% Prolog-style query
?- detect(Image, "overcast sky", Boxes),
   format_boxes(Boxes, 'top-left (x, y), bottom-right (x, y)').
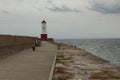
top-left (0, 0), bottom-right (120, 39)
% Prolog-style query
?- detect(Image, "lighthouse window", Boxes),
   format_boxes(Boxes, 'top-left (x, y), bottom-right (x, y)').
top-left (43, 27), bottom-right (45, 29)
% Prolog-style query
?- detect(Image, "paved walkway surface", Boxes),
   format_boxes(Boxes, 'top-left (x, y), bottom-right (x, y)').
top-left (0, 41), bottom-right (57, 80)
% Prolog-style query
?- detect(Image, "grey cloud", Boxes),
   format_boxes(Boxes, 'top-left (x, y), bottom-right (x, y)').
top-left (47, 0), bottom-right (52, 3)
top-left (2, 9), bottom-right (10, 14)
top-left (89, 0), bottom-right (120, 14)
top-left (47, 5), bottom-right (80, 13)
top-left (46, 1), bottom-right (80, 13)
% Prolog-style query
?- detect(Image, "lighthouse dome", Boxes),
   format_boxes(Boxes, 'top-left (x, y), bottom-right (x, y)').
top-left (41, 20), bottom-right (46, 23)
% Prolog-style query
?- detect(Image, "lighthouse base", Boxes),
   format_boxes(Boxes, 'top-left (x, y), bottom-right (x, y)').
top-left (41, 34), bottom-right (47, 41)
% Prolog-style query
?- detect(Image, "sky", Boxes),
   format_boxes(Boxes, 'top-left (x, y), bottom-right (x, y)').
top-left (0, 0), bottom-right (120, 39)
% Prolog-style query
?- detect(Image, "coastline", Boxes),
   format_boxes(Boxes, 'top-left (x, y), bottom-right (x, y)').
top-left (52, 42), bottom-right (120, 80)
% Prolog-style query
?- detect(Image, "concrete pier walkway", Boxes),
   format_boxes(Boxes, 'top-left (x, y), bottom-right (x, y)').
top-left (0, 41), bottom-right (57, 80)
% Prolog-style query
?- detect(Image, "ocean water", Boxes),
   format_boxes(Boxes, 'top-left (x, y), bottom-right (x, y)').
top-left (55, 39), bottom-right (120, 66)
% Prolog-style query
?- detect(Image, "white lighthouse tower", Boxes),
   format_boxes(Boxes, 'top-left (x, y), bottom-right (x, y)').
top-left (41, 20), bottom-right (47, 40)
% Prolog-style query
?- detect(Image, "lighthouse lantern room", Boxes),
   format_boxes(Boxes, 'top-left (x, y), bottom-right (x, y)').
top-left (41, 20), bottom-right (48, 40)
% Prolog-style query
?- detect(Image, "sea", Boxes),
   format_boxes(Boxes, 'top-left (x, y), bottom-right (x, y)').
top-left (55, 39), bottom-right (120, 66)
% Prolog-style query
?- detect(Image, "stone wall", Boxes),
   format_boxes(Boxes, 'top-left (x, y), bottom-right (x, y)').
top-left (0, 35), bottom-right (39, 57)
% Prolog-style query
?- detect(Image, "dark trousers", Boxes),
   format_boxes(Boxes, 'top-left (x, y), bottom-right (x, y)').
top-left (32, 47), bottom-right (35, 51)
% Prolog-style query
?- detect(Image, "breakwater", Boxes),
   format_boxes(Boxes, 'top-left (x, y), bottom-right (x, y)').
top-left (0, 35), bottom-right (40, 57)
top-left (52, 42), bottom-right (120, 80)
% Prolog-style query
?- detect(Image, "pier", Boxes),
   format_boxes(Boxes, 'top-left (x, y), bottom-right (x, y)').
top-left (0, 40), bottom-right (120, 80)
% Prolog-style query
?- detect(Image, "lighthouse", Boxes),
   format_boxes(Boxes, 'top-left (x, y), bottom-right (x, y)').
top-left (41, 20), bottom-right (48, 40)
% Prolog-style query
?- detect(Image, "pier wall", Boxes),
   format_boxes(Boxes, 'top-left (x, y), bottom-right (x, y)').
top-left (0, 35), bottom-right (39, 57)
